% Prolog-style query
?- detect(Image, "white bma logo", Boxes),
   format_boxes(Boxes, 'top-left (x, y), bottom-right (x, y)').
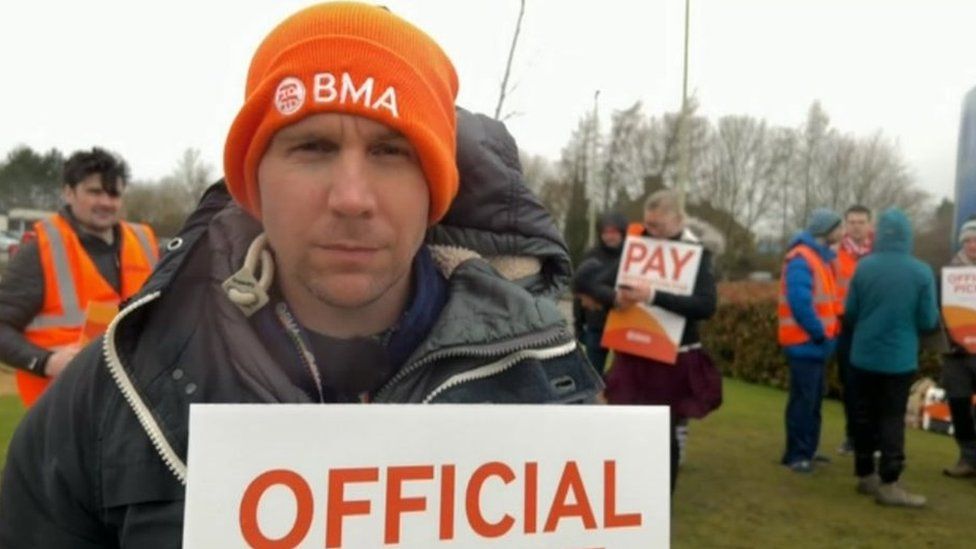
top-left (275, 77), bottom-right (306, 116)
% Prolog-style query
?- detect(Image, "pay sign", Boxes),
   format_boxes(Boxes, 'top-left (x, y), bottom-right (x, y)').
top-left (183, 405), bottom-right (669, 548)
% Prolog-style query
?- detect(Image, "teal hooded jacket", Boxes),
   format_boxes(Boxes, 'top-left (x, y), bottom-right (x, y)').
top-left (845, 209), bottom-right (939, 374)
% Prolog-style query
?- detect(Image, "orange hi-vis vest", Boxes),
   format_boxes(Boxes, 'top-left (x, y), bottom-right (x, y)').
top-left (17, 214), bottom-right (159, 406)
top-left (832, 246), bottom-right (858, 314)
top-left (627, 223), bottom-right (644, 236)
top-left (778, 244), bottom-right (842, 346)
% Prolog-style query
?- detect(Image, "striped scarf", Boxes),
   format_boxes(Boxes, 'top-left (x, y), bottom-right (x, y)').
top-left (840, 234), bottom-right (872, 258)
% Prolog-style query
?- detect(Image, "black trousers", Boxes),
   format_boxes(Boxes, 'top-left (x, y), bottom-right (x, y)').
top-left (943, 355), bottom-right (976, 444)
top-left (836, 327), bottom-right (855, 441)
top-left (850, 367), bottom-right (914, 483)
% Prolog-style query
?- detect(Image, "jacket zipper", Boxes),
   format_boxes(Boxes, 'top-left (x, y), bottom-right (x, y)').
top-left (274, 302), bottom-right (326, 403)
top-left (419, 339), bottom-right (578, 403)
top-left (101, 291), bottom-right (189, 485)
top-left (373, 327), bottom-right (574, 403)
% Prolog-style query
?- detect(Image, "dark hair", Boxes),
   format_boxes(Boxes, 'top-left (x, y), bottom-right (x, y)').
top-left (63, 147), bottom-right (130, 196)
top-left (845, 204), bottom-right (872, 219)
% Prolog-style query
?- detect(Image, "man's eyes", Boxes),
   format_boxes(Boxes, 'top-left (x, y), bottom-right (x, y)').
top-left (370, 142), bottom-right (413, 158)
top-left (291, 140), bottom-right (338, 154)
top-left (287, 141), bottom-right (411, 158)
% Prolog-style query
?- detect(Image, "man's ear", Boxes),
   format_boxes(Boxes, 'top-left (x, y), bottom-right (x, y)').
top-left (61, 184), bottom-right (73, 203)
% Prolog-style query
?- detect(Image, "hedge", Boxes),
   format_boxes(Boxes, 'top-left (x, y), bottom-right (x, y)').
top-left (702, 282), bottom-right (942, 396)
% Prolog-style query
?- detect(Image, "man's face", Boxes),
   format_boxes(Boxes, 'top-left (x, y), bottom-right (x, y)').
top-left (845, 212), bottom-right (872, 241)
top-left (63, 175), bottom-right (124, 233)
top-left (600, 226), bottom-right (623, 249)
top-left (643, 207), bottom-right (683, 239)
top-left (964, 237), bottom-right (976, 261)
top-left (258, 113), bottom-right (429, 311)
top-left (826, 225), bottom-right (844, 245)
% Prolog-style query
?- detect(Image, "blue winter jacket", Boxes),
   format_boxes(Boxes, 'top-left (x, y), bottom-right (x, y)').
top-left (846, 209), bottom-right (939, 374)
top-left (782, 231), bottom-right (838, 362)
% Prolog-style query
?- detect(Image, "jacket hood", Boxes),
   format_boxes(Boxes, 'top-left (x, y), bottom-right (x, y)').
top-left (596, 211), bottom-right (628, 235)
top-left (873, 208), bottom-right (913, 254)
top-left (427, 107), bottom-right (572, 299)
top-left (595, 211), bottom-right (628, 255)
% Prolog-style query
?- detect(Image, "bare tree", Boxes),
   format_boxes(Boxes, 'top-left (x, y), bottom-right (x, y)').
top-left (168, 148), bottom-right (212, 202)
top-left (518, 149), bottom-right (553, 194)
top-left (700, 116), bottom-right (782, 235)
top-left (602, 102), bottom-right (645, 211)
top-left (494, 0), bottom-right (526, 121)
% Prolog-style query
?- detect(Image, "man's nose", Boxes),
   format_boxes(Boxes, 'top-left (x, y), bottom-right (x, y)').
top-left (326, 151), bottom-right (377, 217)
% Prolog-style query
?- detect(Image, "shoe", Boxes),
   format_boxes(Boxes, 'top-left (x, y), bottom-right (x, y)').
top-left (875, 483), bottom-right (926, 508)
top-left (855, 474), bottom-right (880, 496)
top-left (942, 459), bottom-right (976, 478)
top-left (837, 440), bottom-right (853, 456)
top-left (787, 460), bottom-right (813, 473)
top-left (813, 454), bottom-right (831, 464)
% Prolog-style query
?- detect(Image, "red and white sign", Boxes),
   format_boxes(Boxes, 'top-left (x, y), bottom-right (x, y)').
top-left (602, 236), bottom-right (703, 364)
top-left (183, 405), bottom-right (669, 548)
top-left (942, 266), bottom-right (976, 352)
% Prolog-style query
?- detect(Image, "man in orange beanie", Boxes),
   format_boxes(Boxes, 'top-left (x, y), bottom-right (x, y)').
top-left (0, 3), bottom-right (598, 546)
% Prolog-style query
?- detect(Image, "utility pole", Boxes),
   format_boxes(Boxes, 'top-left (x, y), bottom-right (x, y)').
top-left (678, 0), bottom-right (691, 209)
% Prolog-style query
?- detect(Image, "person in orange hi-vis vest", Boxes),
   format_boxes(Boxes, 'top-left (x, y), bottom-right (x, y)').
top-left (832, 205), bottom-right (874, 456)
top-left (0, 147), bottom-right (158, 406)
top-left (779, 208), bottom-right (844, 473)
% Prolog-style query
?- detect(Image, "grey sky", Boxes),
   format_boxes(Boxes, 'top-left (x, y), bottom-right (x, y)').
top-left (2, 0), bottom-right (974, 201)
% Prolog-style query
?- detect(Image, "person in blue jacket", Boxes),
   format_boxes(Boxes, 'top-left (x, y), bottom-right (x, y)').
top-left (845, 208), bottom-right (939, 507)
top-left (779, 208), bottom-right (843, 473)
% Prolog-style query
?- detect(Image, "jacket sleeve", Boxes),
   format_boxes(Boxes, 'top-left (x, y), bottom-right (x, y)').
top-left (917, 266), bottom-right (940, 333)
top-left (573, 257), bottom-right (617, 308)
top-left (0, 241), bottom-right (52, 373)
top-left (785, 255), bottom-right (826, 341)
top-left (651, 250), bottom-right (717, 321)
top-left (0, 344), bottom-right (109, 548)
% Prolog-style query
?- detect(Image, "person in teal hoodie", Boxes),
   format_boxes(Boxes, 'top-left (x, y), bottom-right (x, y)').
top-left (845, 208), bottom-right (939, 508)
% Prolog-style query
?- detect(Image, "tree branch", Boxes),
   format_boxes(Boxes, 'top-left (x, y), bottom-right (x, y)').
top-left (494, 0), bottom-right (526, 120)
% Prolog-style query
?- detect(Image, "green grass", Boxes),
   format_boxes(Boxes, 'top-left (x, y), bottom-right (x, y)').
top-left (0, 396), bottom-right (24, 469)
top-left (0, 380), bottom-right (970, 547)
top-left (674, 378), bottom-right (972, 548)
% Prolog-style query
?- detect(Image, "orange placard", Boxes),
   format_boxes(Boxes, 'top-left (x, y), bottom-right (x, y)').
top-left (601, 303), bottom-right (680, 365)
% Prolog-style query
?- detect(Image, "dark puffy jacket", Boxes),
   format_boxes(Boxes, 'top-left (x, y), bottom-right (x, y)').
top-left (572, 212), bottom-right (629, 334)
top-left (0, 110), bottom-right (601, 548)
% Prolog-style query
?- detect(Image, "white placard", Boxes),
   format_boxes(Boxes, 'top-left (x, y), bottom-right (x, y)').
top-left (603, 236), bottom-right (703, 364)
top-left (183, 404), bottom-right (670, 548)
top-left (942, 266), bottom-right (976, 352)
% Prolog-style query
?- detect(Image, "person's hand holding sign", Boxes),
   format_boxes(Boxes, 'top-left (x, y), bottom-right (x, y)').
top-left (578, 293), bottom-right (604, 312)
top-left (615, 280), bottom-right (655, 309)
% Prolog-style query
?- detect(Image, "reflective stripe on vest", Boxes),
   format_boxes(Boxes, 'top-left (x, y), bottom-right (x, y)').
top-left (25, 218), bottom-right (85, 330)
top-left (128, 223), bottom-right (158, 269)
top-left (833, 247), bottom-right (857, 313)
top-left (778, 245), bottom-right (840, 346)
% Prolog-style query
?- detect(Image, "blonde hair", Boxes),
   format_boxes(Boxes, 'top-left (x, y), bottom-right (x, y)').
top-left (643, 189), bottom-right (686, 218)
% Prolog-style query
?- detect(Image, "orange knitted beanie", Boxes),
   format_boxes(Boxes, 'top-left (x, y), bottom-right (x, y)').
top-left (224, 2), bottom-right (459, 222)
